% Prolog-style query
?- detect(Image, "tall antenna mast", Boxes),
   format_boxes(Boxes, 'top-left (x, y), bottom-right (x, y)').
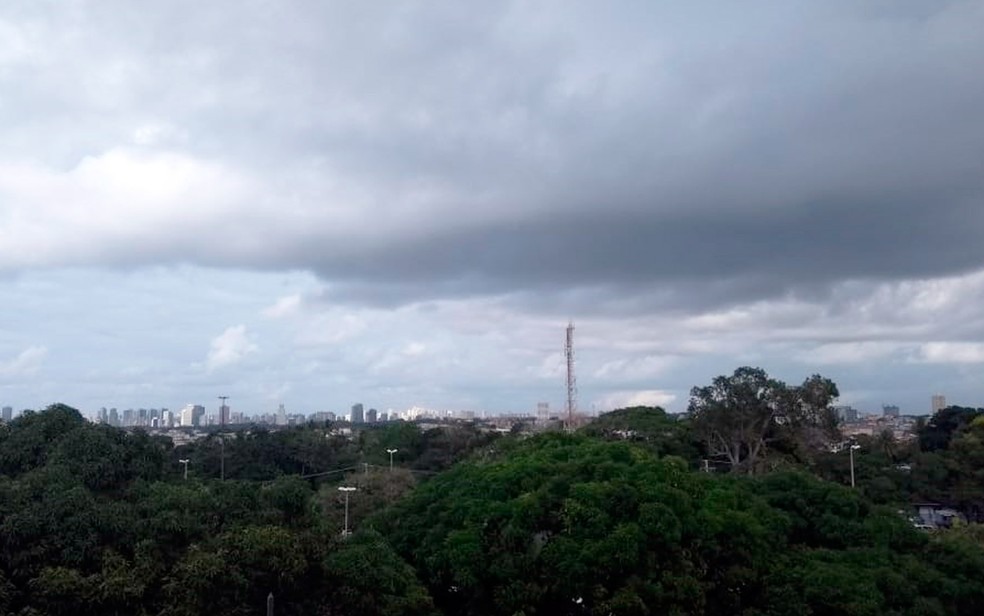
top-left (565, 321), bottom-right (577, 431)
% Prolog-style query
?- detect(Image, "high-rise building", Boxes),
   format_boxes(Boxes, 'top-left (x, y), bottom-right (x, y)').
top-left (536, 402), bottom-right (550, 424)
top-left (882, 404), bottom-right (900, 418)
top-left (180, 404), bottom-right (205, 427)
top-left (219, 403), bottom-right (230, 426)
top-left (1, 406), bottom-right (12, 422)
top-left (833, 405), bottom-right (858, 423)
top-left (109, 408), bottom-right (119, 427)
top-left (350, 403), bottom-right (364, 423)
top-left (932, 394), bottom-right (947, 414)
top-left (276, 404), bottom-right (288, 426)
top-left (366, 408), bottom-right (378, 423)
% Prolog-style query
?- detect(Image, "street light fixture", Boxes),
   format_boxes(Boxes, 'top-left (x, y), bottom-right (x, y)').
top-left (849, 443), bottom-right (861, 488)
top-left (386, 448), bottom-right (398, 472)
top-left (338, 486), bottom-right (357, 536)
top-left (179, 458), bottom-right (190, 480)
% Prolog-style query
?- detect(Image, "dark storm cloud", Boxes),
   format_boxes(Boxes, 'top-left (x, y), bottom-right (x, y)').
top-left (2, 0), bottom-right (983, 315)
top-left (313, 184), bottom-right (984, 311)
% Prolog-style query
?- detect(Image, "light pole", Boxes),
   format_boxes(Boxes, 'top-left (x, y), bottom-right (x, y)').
top-left (338, 486), bottom-right (357, 536)
top-left (179, 458), bottom-right (190, 480)
top-left (386, 448), bottom-right (398, 472)
top-left (219, 436), bottom-right (225, 481)
top-left (849, 443), bottom-right (861, 488)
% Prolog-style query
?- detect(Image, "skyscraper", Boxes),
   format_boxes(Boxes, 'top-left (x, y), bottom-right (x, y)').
top-left (276, 403), bottom-right (287, 426)
top-left (350, 403), bottom-right (364, 423)
top-left (1, 406), bottom-right (12, 422)
top-left (932, 394), bottom-right (947, 414)
top-left (366, 408), bottom-right (378, 422)
top-left (180, 404), bottom-right (205, 427)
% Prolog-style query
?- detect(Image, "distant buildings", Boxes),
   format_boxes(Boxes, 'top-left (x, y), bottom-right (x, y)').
top-left (351, 403), bottom-right (364, 423)
top-left (833, 405), bottom-right (859, 423)
top-left (932, 394), bottom-right (947, 414)
top-left (276, 403), bottom-right (288, 426)
top-left (882, 404), bottom-right (900, 418)
top-left (180, 404), bottom-right (205, 427)
top-left (1, 406), bottom-right (12, 422)
top-left (366, 407), bottom-right (378, 423)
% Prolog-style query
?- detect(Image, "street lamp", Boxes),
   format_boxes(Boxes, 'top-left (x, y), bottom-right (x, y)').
top-left (386, 448), bottom-right (398, 472)
top-left (179, 458), bottom-right (190, 480)
top-left (338, 486), bottom-right (357, 536)
top-left (849, 443), bottom-right (861, 488)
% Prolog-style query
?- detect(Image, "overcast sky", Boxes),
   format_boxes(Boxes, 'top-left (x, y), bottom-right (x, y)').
top-left (2, 1), bottom-right (983, 418)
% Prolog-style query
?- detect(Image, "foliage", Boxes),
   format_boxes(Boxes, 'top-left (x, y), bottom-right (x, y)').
top-left (0, 405), bottom-right (434, 615)
top-left (6, 401), bottom-right (984, 615)
top-left (378, 433), bottom-right (982, 616)
top-left (579, 406), bottom-right (702, 463)
top-left (688, 367), bottom-right (840, 474)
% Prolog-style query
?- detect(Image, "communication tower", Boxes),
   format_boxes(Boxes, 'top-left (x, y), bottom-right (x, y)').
top-left (565, 321), bottom-right (577, 431)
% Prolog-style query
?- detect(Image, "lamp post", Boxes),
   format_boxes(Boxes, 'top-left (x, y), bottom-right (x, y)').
top-left (338, 486), bottom-right (357, 536)
top-left (219, 436), bottom-right (225, 481)
top-left (849, 443), bottom-right (861, 488)
top-left (386, 448), bottom-right (398, 472)
top-left (179, 458), bottom-right (190, 480)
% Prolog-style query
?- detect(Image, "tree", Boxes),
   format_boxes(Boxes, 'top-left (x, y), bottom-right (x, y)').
top-left (688, 367), bottom-right (839, 475)
top-left (918, 406), bottom-right (983, 452)
top-left (580, 406), bottom-right (702, 463)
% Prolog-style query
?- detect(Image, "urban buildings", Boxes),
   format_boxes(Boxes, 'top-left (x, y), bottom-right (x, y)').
top-left (833, 405), bottom-right (859, 423)
top-left (2, 406), bottom-right (13, 422)
top-left (351, 403), bottom-right (364, 423)
top-left (932, 394), bottom-right (947, 414)
top-left (180, 404), bottom-right (205, 427)
top-left (883, 404), bottom-right (900, 418)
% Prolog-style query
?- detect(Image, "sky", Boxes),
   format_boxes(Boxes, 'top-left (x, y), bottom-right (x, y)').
top-left (1, 1), bottom-right (984, 418)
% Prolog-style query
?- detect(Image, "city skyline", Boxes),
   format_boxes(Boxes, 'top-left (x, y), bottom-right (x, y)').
top-left (2, 2), bottom-right (984, 415)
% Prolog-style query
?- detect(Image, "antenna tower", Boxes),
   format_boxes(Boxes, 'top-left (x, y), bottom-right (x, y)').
top-left (565, 321), bottom-right (577, 431)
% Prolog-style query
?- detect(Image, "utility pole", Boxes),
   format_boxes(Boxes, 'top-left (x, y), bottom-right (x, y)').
top-left (387, 448), bottom-right (398, 472)
top-left (219, 436), bottom-right (225, 480)
top-left (338, 486), bottom-right (357, 535)
top-left (849, 442), bottom-right (861, 488)
top-left (266, 592), bottom-right (274, 616)
top-left (179, 458), bottom-right (190, 480)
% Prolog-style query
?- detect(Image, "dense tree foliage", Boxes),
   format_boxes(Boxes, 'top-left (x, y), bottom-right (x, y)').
top-left (379, 433), bottom-right (984, 615)
top-left (0, 406), bottom-right (439, 615)
top-left (5, 401), bottom-right (984, 615)
top-left (688, 368), bottom-right (840, 474)
top-left (578, 406), bottom-right (702, 463)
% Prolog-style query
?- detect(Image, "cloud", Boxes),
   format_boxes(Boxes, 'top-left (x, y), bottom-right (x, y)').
top-left (916, 342), bottom-right (984, 365)
top-left (262, 294), bottom-right (302, 319)
top-left (0, 2), bottom-right (983, 414)
top-left (0, 346), bottom-right (47, 378)
top-left (0, 0), bottom-right (979, 317)
top-left (593, 355), bottom-right (675, 382)
top-left (205, 325), bottom-right (257, 372)
top-left (595, 390), bottom-right (678, 412)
